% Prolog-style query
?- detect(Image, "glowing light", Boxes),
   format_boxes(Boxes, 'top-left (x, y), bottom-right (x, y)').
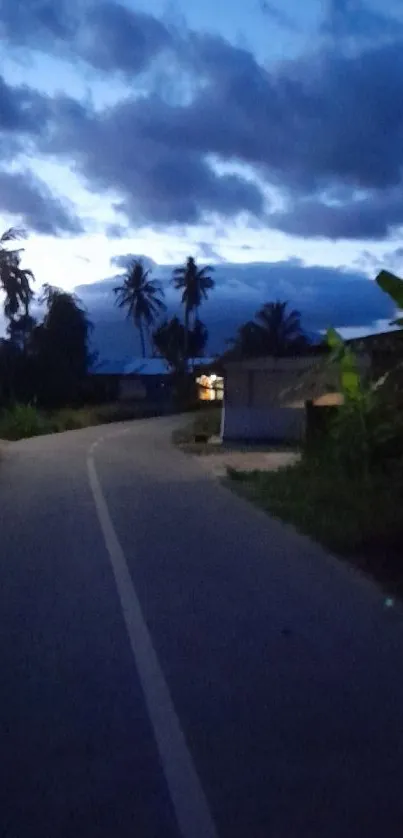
top-left (196, 374), bottom-right (224, 401)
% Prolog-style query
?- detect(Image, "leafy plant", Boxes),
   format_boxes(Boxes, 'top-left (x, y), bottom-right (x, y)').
top-left (326, 327), bottom-right (363, 399)
top-left (375, 270), bottom-right (403, 326)
top-left (325, 327), bottom-right (403, 477)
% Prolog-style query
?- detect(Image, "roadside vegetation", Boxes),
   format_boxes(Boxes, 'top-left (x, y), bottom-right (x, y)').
top-left (0, 229), bottom-right (319, 441)
top-left (0, 402), bottom-right (167, 441)
top-left (229, 460), bottom-right (403, 593)
top-left (0, 233), bottom-right (217, 439)
top-left (172, 407), bottom-right (222, 452)
top-left (228, 270), bottom-right (403, 597)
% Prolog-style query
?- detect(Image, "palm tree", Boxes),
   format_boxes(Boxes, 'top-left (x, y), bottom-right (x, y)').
top-left (227, 301), bottom-right (306, 359)
top-left (114, 259), bottom-right (166, 357)
top-left (255, 301), bottom-right (306, 357)
top-left (226, 320), bottom-right (265, 359)
top-left (153, 316), bottom-right (208, 372)
top-left (172, 256), bottom-right (214, 366)
top-left (0, 228), bottom-right (34, 322)
top-left (153, 316), bottom-right (185, 371)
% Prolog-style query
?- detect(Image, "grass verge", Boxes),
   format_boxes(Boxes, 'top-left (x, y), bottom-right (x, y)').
top-left (227, 458), bottom-right (403, 597)
top-left (0, 402), bottom-right (171, 440)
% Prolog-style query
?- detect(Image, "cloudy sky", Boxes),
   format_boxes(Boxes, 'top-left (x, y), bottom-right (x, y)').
top-left (1, 0), bottom-right (403, 357)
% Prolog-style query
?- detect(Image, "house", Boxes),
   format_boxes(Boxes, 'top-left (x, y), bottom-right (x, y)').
top-left (90, 356), bottom-right (220, 405)
top-left (221, 352), bottom-right (370, 443)
top-left (89, 357), bottom-right (172, 404)
top-left (348, 329), bottom-right (403, 380)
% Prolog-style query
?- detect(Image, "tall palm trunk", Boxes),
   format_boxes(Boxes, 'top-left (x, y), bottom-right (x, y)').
top-left (183, 304), bottom-right (190, 372)
top-left (189, 305), bottom-right (199, 370)
top-left (22, 299), bottom-right (30, 357)
top-left (138, 320), bottom-right (146, 358)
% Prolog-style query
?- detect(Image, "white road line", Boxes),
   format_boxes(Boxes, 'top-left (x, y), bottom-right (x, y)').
top-left (87, 444), bottom-right (219, 838)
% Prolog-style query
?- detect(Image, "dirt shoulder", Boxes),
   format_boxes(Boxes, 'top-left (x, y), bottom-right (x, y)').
top-left (197, 449), bottom-right (300, 477)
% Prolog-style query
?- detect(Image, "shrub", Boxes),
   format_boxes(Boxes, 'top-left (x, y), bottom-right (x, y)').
top-left (194, 409), bottom-right (221, 438)
top-left (50, 407), bottom-right (94, 432)
top-left (0, 403), bottom-right (52, 440)
top-left (228, 458), bottom-right (403, 578)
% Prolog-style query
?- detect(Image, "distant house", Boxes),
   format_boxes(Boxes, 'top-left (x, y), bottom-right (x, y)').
top-left (90, 356), bottom-right (220, 404)
top-left (221, 352), bottom-right (370, 443)
top-left (89, 357), bottom-right (171, 404)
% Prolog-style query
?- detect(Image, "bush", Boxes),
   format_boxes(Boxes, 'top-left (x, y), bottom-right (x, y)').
top-left (194, 409), bottom-right (221, 438)
top-left (172, 408), bottom-right (222, 446)
top-left (228, 457), bottom-right (403, 593)
top-left (0, 403), bottom-right (52, 440)
top-left (0, 399), bottom-right (175, 440)
top-left (50, 407), bottom-right (94, 432)
top-left (93, 403), bottom-right (145, 424)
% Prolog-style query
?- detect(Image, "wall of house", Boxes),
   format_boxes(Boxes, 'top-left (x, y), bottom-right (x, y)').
top-left (118, 374), bottom-right (174, 408)
top-left (223, 364), bottom-right (309, 442)
top-left (222, 405), bottom-right (306, 442)
top-left (119, 377), bottom-right (147, 401)
top-left (224, 360), bottom-right (318, 409)
top-left (85, 374), bottom-right (120, 403)
top-left (223, 360), bottom-right (350, 442)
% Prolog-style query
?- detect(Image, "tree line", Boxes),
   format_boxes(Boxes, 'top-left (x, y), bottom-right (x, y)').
top-left (0, 228), bottom-right (93, 407)
top-left (114, 255), bottom-right (215, 368)
top-left (0, 227), bottom-right (308, 409)
top-left (114, 256), bottom-right (307, 365)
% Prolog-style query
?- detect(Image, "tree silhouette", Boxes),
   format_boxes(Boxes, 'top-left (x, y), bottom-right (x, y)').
top-left (172, 257), bottom-right (214, 365)
top-left (114, 259), bottom-right (165, 357)
top-left (189, 318), bottom-right (208, 360)
top-left (0, 228), bottom-right (34, 322)
top-left (228, 301), bottom-right (306, 359)
top-left (33, 285), bottom-right (94, 407)
top-left (153, 316), bottom-right (208, 371)
top-left (255, 301), bottom-right (306, 356)
top-left (7, 312), bottom-right (36, 355)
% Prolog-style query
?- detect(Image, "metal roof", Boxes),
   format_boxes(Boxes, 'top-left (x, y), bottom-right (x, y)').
top-left (91, 357), bottom-right (217, 376)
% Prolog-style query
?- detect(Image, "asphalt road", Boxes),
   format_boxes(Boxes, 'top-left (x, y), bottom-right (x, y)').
top-left (2, 416), bottom-right (403, 837)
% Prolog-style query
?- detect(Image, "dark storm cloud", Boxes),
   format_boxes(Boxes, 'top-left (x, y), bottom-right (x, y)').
top-left (36, 23), bottom-right (403, 238)
top-left (271, 189), bottom-right (403, 240)
top-left (113, 153), bottom-right (266, 226)
top-left (0, 0), bottom-right (174, 76)
top-left (43, 93), bottom-right (266, 227)
top-left (0, 0), bottom-right (76, 45)
top-left (321, 0), bottom-right (403, 42)
top-left (0, 74), bottom-right (48, 135)
top-left (171, 36), bottom-right (403, 194)
top-left (201, 260), bottom-right (394, 332)
top-left (0, 170), bottom-right (83, 235)
top-left (0, 76), bottom-right (83, 234)
top-left (2, 0), bottom-right (403, 239)
top-left (74, 258), bottom-right (394, 359)
top-left (82, 2), bottom-right (172, 75)
top-left (0, 73), bottom-right (50, 168)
